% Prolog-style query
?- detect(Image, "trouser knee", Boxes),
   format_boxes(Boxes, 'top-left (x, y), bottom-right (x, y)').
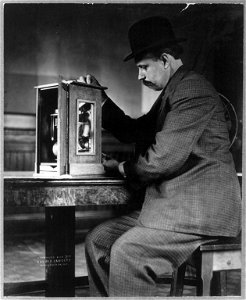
top-left (85, 226), bottom-right (98, 255)
top-left (110, 236), bottom-right (132, 265)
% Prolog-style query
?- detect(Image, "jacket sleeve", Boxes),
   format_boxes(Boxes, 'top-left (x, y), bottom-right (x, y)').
top-left (102, 98), bottom-right (157, 145)
top-left (123, 78), bottom-right (219, 187)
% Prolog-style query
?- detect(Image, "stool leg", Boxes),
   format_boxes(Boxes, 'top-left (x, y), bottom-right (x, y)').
top-left (196, 261), bottom-right (202, 295)
top-left (170, 262), bottom-right (186, 296)
top-left (220, 271), bottom-right (227, 296)
top-left (211, 271), bottom-right (227, 296)
top-left (201, 252), bottom-right (213, 296)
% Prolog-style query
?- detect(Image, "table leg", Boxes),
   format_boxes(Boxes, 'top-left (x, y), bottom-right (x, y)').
top-left (45, 206), bottom-right (75, 297)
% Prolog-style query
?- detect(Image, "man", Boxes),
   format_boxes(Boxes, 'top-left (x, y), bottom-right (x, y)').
top-left (80, 16), bottom-right (241, 296)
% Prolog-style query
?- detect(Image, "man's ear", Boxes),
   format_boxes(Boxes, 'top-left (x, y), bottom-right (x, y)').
top-left (161, 53), bottom-right (169, 69)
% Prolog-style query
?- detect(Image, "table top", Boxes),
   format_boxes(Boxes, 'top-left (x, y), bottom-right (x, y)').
top-left (3, 171), bottom-right (242, 207)
top-left (4, 171), bottom-right (131, 207)
top-left (4, 171), bottom-right (126, 185)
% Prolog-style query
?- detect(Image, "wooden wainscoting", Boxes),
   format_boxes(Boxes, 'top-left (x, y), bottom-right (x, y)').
top-left (4, 113), bottom-right (36, 171)
top-left (4, 128), bottom-right (36, 171)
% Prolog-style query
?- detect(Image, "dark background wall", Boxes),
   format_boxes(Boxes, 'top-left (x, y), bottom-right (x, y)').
top-left (4, 3), bottom-right (243, 171)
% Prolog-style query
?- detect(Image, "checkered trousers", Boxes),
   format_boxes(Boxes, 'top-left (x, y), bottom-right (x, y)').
top-left (85, 210), bottom-right (217, 297)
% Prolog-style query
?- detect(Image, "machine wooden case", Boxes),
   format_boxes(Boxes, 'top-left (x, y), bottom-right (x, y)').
top-left (34, 80), bottom-right (106, 177)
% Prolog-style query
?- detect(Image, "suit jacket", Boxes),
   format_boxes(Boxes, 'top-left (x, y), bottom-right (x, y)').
top-left (102, 65), bottom-right (241, 237)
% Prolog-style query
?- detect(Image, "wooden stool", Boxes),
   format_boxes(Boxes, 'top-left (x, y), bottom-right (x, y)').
top-left (170, 235), bottom-right (241, 296)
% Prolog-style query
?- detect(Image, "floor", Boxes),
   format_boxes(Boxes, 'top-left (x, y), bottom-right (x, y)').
top-left (4, 235), bottom-right (242, 297)
top-left (4, 236), bottom-right (87, 282)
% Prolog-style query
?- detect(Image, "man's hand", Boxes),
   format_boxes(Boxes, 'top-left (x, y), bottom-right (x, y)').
top-left (78, 74), bottom-right (99, 86)
top-left (102, 156), bottom-right (120, 175)
top-left (77, 74), bottom-right (108, 103)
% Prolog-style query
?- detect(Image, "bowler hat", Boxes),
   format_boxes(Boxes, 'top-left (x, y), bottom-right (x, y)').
top-left (124, 16), bottom-right (185, 62)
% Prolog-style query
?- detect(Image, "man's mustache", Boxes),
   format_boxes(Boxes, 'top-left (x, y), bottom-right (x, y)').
top-left (142, 80), bottom-right (154, 87)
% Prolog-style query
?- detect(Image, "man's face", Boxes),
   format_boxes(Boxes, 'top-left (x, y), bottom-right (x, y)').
top-left (136, 54), bottom-right (170, 91)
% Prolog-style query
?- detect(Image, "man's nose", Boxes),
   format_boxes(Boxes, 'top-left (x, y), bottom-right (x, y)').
top-left (138, 70), bottom-right (145, 81)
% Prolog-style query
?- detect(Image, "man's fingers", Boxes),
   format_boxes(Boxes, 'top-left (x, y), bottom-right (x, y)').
top-left (86, 74), bottom-right (92, 84)
top-left (78, 75), bottom-right (92, 84)
top-left (78, 74), bottom-right (99, 86)
top-left (78, 76), bottom-right (86, 83)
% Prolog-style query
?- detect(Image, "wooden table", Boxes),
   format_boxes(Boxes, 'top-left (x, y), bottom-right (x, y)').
top-left (4, 172), bottom-right (131, 297)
